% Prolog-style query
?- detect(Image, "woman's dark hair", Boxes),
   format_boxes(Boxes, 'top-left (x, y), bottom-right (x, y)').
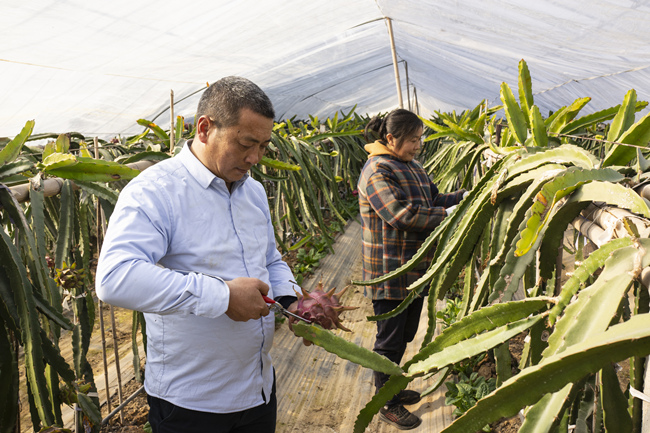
top-left (364, 108), bottom-right (423, 148)
top-left (196, 76), bottom-right (275, 128)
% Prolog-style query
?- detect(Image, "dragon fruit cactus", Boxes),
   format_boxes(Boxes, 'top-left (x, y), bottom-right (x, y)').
top-left (293, 281), bottom-right (358, 331)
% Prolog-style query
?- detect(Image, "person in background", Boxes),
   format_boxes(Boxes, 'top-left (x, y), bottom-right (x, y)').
top-left (96, 76), bottom-right (299, 433)
top-left (357, 108), bottom-right (467, 430)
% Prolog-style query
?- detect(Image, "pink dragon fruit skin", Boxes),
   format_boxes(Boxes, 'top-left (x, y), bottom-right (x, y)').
top-left (293, 282), bottom-right (358, 331)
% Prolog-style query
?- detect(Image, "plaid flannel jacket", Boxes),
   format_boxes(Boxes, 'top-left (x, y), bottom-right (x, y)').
top-left (358, 148), bottom-right (465, 300)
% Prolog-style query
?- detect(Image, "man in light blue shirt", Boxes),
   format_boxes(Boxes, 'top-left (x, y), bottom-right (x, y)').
top-left (96, 76), bottom-right (299, 433)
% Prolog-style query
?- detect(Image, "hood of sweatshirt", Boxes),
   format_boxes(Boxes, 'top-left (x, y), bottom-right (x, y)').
top-left (364, 140), bottom-right (399, 158)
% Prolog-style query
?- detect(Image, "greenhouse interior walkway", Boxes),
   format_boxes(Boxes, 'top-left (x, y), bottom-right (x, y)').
top-left (36, 215), bottom-right (606, 432)
top-left (46, 216), bottom-right (453, 433)
top-left (271, 218), bottom-right (454, 433)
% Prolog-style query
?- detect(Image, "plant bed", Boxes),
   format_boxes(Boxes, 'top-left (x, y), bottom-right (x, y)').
top-left (443, 332), bottom-right (527, 433)
top-left (489, 333), bottom-right (526, 433)
top-left (101, 379), bottom-right (148, 433)
top-left (491, 415), bottom-right (523, 433)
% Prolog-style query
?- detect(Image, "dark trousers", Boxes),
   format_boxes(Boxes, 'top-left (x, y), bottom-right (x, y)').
top-left (372, 295), bottom-right (425, 405)
top-left (148, 380), bottom-right (277, 433)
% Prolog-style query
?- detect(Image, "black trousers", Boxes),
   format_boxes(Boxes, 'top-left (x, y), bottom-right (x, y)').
top-left (148, 380), bottom-right (277, 433)
top-left (372, 295), bottom-right (425, 405)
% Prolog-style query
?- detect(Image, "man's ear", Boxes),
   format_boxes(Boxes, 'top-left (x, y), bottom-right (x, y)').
top-left (196, 116), bottom-right (211, 143)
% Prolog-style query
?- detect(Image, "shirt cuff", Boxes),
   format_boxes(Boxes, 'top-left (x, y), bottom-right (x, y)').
top-left (275, 295), bottom-right (298, 310)
top-left (195, 274), bottom-right (230, 318)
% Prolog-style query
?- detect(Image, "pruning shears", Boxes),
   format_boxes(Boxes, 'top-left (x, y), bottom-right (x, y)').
top-left (168, 268), bottom-right (310, 323)
top-left (262, 295), bottom-right (311, 324)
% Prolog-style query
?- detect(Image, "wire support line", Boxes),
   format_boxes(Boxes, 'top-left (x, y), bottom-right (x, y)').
top-left (298, 61), bottom-right (404, 102)
top-left (550, 132), bottom-right (650, 151)
top-left (534, 65), bottom-right (650, 96)
top-left (350, 17), bottom-right (385, 29)
top-left (590, 201), bottom-right (648, 222)
top-left (19, 141), bottom-right (167, 158)
top-left (276, 61), bottom-right (406, 119)
top-left (150, 84), bottom-right (210, 123)
top-left (0, 58), bottom-right (202, 85)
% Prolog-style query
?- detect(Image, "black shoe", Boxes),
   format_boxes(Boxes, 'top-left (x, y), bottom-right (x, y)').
top-left (396, 389), bottom-right (421, 405)
top-left (379, 404), bottom-right (422, 430)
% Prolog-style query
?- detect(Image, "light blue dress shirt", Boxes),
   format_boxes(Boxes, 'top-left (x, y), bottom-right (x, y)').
top-left (96, 142), bottom-right (296, 413)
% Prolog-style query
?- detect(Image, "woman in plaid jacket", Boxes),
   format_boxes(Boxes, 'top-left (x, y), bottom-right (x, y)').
top-left (357, 108), bottom-right (466, 429)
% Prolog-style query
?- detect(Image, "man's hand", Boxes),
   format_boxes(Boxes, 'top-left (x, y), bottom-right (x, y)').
top-left (225, 277), bottom-right (270, 321)
top-left (287, 300), bottom-right (313, 346)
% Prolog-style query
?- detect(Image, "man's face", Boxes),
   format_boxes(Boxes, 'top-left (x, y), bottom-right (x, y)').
top-left (203, 108), bottom-right (273, 185)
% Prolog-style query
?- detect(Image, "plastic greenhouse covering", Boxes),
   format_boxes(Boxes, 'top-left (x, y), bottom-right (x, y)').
top-left (1, 0), bottom-right (649, 138)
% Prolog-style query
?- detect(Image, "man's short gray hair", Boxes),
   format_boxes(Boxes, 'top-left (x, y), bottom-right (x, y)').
top-left (196, 76), bottom-right (275, 128)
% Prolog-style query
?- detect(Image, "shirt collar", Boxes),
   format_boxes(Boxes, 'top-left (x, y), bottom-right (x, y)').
top-left (179, 140), bottom-right (249, 190)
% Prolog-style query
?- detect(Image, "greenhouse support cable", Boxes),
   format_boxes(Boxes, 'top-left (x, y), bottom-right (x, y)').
top-left (350, 17), bottom-right (384, 29)
top-left (296, 61), bottom-right (405, 101)
top-left (9, 159), bottom-right (157, 202)
top-left (277, 61), bottom-right (405, 119)
top-left (534, 65), bottom-right (650, 96)
top-left (550, 132), bottom-right (650, 151)
top-left (150, 83), bottom-right (209, 123)
top-left (485, 63), bottom-right (649, 110)
top-left (0, 58), bottom-right (203, 85)
top-left (19, 139), bottom-right (176, 158)
top-left (585, 202), bottom-right (650, 235)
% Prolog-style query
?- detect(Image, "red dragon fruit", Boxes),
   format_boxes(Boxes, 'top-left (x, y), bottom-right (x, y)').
top-left (293, 282), bottom-right (358, 331)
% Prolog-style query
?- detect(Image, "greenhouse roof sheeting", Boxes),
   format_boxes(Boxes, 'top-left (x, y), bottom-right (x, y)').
top-left (1, 0), bottom-right (649, 138)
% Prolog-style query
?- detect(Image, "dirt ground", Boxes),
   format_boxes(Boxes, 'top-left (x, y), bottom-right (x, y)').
top-left (94, 245), bottom-right (522, 433)
top-left (96, 322), bottom-right (525, 433)
top-left (17, 301), bottom-right (139, 432)
top-left (101, 378), bottom-right (148, 433)
top-left (98, 378), bottom-right (522, 433)
top-left (487, 333), bottom-right (525, 433)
